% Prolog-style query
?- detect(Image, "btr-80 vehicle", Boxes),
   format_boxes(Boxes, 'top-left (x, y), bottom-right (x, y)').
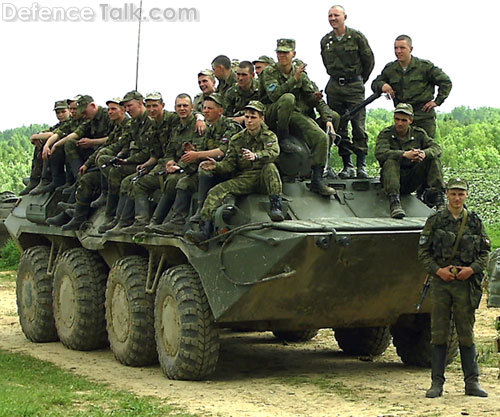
top-left (5, 128), bottom-right (458, 381)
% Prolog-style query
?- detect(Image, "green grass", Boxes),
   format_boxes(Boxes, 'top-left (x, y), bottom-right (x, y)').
top-left (486, 223), bottom-right (500, 250)
top-left (0, 350), bottom-right (198, 417)
top-left (276, 375), bottom-right (360, 400)
top-left (0, 239), bottom-right (20, 271)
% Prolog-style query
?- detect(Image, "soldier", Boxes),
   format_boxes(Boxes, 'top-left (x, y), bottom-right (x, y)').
top-left (260, 38), bottom-right (335, 196)
top-left (372, 34), bottom-right (452, 138)
top-left (224, 61), bottom-right (260, 125)
top-left (193, 69), bottom-right (216, 113)
top-left (212, 55), bottom-right (237, 100)
top-left (185, 101), bottom-right (284, 244)
top-left (320, 5), bottom-right (375, 179)
top-left (418, 178), bottom-right (490, 398)
top-left (252, 56), bottom-right (275, 77)
top-left (375, 103), bottom-right (445, 219)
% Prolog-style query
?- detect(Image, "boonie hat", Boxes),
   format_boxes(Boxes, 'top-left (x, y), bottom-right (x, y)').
top-left (106, 97), bottom-right (124, 106)
top-left (145, 91), bottom-right (163, 101)
top-left (244, 100), bottom-right (265, 114)
top-left (121, 90), bottom-right (144, 103)
top-left (204, 93), bottom-right (224, 107)
top-left (276, 38), bottom-right (296, 52)
top-left (76, 95), bottom-right (94, 115)
top-left (446, 178), bottom-right (469, 191)
top-left (54, 100), bottom-right (68, 110)
top-left (394, 103), bottom-right (414, 117)
top-left (252, 55), bottom-right (275, 65)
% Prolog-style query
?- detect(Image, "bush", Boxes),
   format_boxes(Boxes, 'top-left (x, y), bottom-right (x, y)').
top-left (0, 239), bottom-right (21, 270)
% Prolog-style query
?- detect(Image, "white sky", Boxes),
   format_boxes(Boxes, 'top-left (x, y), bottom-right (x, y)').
top-left (1, 0), bottom-right (499, 131)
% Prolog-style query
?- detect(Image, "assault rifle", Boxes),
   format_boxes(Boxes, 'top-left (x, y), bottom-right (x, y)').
top-left (100, 152), bottom-right (129, 169)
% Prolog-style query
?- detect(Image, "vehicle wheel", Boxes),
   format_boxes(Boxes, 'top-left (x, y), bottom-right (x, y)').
top-left (106, 256), bottom-right (157, 366)
top-left (272, 329), bottom-right (318, 342)
top-left (154, 264), bottom-right (219, 380)
top-left (16, 246), bottom-right (58, 342)
top-left (334, 326), bottom-right (391, 356)
top-left (391, 314), bottom-right (458, 367)
top-left (53, 247), bottom-right (108, 350)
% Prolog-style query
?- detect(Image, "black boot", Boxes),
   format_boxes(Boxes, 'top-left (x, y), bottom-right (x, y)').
top-left (61, 203), bottom-right (90, 231)
top-left (98, 193), bottom-right (121, 233)
top-left (147, 194), bottom-right (175, 228)
top-left (19, 177), bottom-right (40, 196)
top-left (460, 344), bottom-right (488, 397)
top-left (338, 154), bottom-right (356, 179)
top-left (121, 196), bottom-right (151, 235)
top-left (55, 162), bottom-right (76, 192)
top-left (46, 211), bottom-right (71, 226)
top-left (32, 149), bottom-right (67, 194)
top-left (269, 195), bottom-right (285, 222)
top-left (61, 159), bottom-right (83, 196)
top-left (185, 219), bottom-right (213, 244)
top-left (29, 161), bottom-right (52, 195)
top-left (310, 166), bottom-right (335, 196)
top-left (150, 190), bottom-right (191, 235)
top-left (189, 174), bottom-right (215, 223)
top-left (356, 153), bottom-right (369, 179)
top-left (388, 193), bottom-right (406, 219)
top-left (105, 196), bottom-right (135, 237)
top-left (426, 344), bottom-right (447, 398)
top-left (90, 174), bottom-right (108, 209)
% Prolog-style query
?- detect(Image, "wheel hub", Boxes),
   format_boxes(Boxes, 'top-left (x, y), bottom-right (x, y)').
top-left (59, 274), bottom-right (76, 329)
top-left (111, 283), bottom-right (130, 343)
top-left (22, 272), bottom-right (35, 321)
top-left (161, 295), bottom-right (180, 357)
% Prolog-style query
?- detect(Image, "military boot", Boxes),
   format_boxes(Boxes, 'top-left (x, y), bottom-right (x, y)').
top-left (189, 174), bottom-right (215, 223)
top-left (32, 150), bottom-right (66, 194)
top-left (147, 194), bottom-right (175, 229)
top-left (19, 177), bottom-right (40, 196)
top-left (149, 190), bottom-right (191, 235)
top-left (120, 196), bottom-right (151, 235)
top-left (55, 163), bottom-right (76, 192)
top-left (98, 193), bottom-right (121, 233)
top-left (388, 193), bottom-right (406, 219)
top-left (310, 166), bottom-right (335, 196)
top-left (460, 344), bottom-right (488, 397)
top-left (185, 219), bottom-right (213, 244)
top-left (91, 174), bottom-right (108, 209)
top-left (57, 201), bottom-right (75, 211)
top-left (356, 153), bottom-right (369, 179)
top-left (338, 154), bottom-right (356, 179)
top-left (105, 197), bottom-right (135, 237)
top-left (425, 344), bottom-right (447, 398)
top-left (61, 203), bottom-right (90, 231)
top-left (46, 211), bottom-right (71, 226)
top-left (269, 195), bottom-right (285, 222)
top-left (61, 159), bottom-right (83, 196)
top-left (29, 161), bottom-right (52, 195)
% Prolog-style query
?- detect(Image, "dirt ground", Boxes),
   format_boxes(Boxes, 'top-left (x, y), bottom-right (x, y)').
top-left (1, 273), bottom-right (498, 417)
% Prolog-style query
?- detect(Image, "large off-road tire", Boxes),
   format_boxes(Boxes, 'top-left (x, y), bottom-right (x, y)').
top-left (391, 314), bottom-right (458, 367)
top-left (16, 246), bottom-right (58, 342)
top-left (272, 329), bottom-right (319, 342)
top-left (106, 256), bottom-right (157, 366)
top-left (53, 248), bottom-right (108, 350)
top-left (154, 264), bottom-right (219, 380)
top-left (334, 326), bottom-right (391, 356)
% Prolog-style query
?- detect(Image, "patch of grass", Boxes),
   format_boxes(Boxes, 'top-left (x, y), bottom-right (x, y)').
top-left (486, 223), bottom-right (500, 250)
top-left (477, 341), bottom-right (498, 367)
top-left (278, 375), bottom-right (359, 400)
top-left (0, 349), bottom-right (198, 417)
top-left (0, 239), bottom-right (20, 271)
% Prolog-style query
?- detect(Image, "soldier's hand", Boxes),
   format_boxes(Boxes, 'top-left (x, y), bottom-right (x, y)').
top-left (200, 158), bottom-right (216, 171)
top-left (422, 101), bottom-right (437, 112)
top-left (402, 149), bottom-right (421, 161)
top-left (195, 120), bottom-right (206, 135)
top-left (77, 138), bottom-right (94, 148)
top-left (381, 83), bottom-right (395, 98)
top-left (294, 64), bottom-right (307, 81)
top-left (115, 158), bottom-right (127, 165)
top-left (455, 266), bottom-right (474, 281)
top-left (242, 148), bottom-right (256, 161)
top-left (166, 164), bottom-right (181, 174)
top-left (313, 90), bottom-right (323, 102)
top-left (436, 266), bottom-right (455, 282)
top-left (79, 165), bottom-right (88, 175)
top-left (42, 144), bottom-right (52, 160)
top-left (233, 115), bottom-right (245, 125)
top-left (325, 122), bottom-right (335, 135)
top-left (136, 163), bottom-right (146, 172)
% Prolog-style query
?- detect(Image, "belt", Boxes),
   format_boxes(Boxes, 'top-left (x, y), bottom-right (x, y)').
top-left (331, 75), bottom-right (363, 85)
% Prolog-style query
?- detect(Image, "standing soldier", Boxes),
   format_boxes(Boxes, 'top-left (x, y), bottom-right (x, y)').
top-left (372, 34), bottom-right (452, 138)
top-left (418, 178), bottom-right (490, 398)
top-left (320, 5), bottom-right (374, 179)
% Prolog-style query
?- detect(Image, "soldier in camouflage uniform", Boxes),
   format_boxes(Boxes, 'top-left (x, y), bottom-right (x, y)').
top-left (193, 69), bottom-right (216, 113)
top-left (418, 178), bottom-right (490, 398)
top-left (212, 55), bottom-right (237, 100)
top-left (321, 5), bottom-right (375, 179)
top-left (375, 103), bottom-right (445, 219)
top-left (224, 61), bottom-right (260, 125)
top-left (149, 93), bottom-right (241, 235)
top-left (260, 38), bottom-right (335, 197)
top-left (372, 34), bottom-right (452, 138)
top-left (253, 55), bottom-right (275, 77)
top-left (186, 101), bottom-right (284, 244)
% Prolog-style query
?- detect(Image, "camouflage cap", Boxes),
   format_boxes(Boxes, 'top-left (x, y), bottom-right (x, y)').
top-left (67, 95), bottom-right (82, 104)
top-left (76, 95), bottom-right (94, 115)
top-left (446, 177), bottom-right (469, 191)
top-left (121, 90), bottom-right (144, 103)
top-left (53, 100), bottom-right (68, 110)
top-left (394, 103), bottom-right (414, 117)
top-left (198, 69), bottom-right (214, 78)
top-left (144, 91), bottom-right (163, 101)
top-left (106, 97), bottom-right (124, 106)
top-left (276, 38), bottom-right (296, 52)
top-left (204, 93), bottom-right (224, 107)
top-left (244, 100), bottom-right (265, 114)
top-left (252, 55), bottom-right (275, 65)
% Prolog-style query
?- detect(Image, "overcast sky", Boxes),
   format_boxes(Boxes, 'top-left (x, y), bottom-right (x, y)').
top-left (1, 0), bottom-right (499, 131)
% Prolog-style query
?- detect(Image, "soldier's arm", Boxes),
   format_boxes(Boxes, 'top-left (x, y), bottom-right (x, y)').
top-left (255, 132), bottom-right (280, 163)
top-left (371, 64), bottom-right (392, 93)
top-left (428, 63), bottom-right (452, 106)
top-left (214, 140), bottom-right (238, 175)
top-left (417, 217), bottom-right (441, 274)
top-left (421, 132), bottom-right (442, 159)
top-left (358, 33), bottom-right (375, 82)
top-left (470, 222), bottom-right (491, 274)
top-left (375, 129), bottom-right (404, 164)
top-left (262, 67), bottom-right (301, 103)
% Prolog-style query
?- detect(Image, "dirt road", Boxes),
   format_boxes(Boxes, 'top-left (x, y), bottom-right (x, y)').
top-left (1, 274), bottom-right (498, 417)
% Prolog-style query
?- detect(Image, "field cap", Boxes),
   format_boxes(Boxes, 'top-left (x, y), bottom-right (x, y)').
top-left (394, 103), bottom-right (414, 117)
top-left (106, 97), bottom-right (124, 106)
top-left (205, 93), bottom-right (223, 107)
top-left (252, 55), bottom-right (275, 65)
top-left (121, 90), bottom-right (144, 103)
top-left (54, 100), bottom-right (68, 110)
top-left (244, 100), bottom-right (265, 114)
top-left (76, 95), bottom-right (94, 115)
top-left (198, 69), bottom-right (214, 78)
top-left (145, 91), bottom-right (163, 101)
top-left (446, 178), bottom-right (469, 191)
top-left (67, 95), bottom-right (82, 104)
top-left (276, 38), bottom-right (296, 52)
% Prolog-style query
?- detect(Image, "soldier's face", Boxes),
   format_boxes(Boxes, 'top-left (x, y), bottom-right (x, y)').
top-left (276, 51), bottom-right (295, 67)
top-left (254, 62), bottom-right (269, 76)
top-left (108, 103), bottom-right (125, 121)
top-left (124, 99), bottom-right (143, 118)
top-left (198, 76), bottom-right (215, 94)
top-left (203, 100), bottom-right (223, 123)
top-left (69, 102), bottom-right (81, 119)
top-left (55, 108), bottom-right (70, 122)
top-left (83, 103), bottom-right (97, 120)
top-left (236, 67), bottom-right (254, 89)
top-left (145, 100), bottom-right (164, 119)
top-left (394, 113), bottom-right (413, 136)
top-left (175, 98), bottom-right (193, 120)
top-left (328, 7), bottom-right (346, 30)
top-left (212, 64), bottom-right (225, 80)
top-left (394, 40), bottom-right (413, 63)
top-left (446, 189), bottom-right (468, 210)
top-left (244, 110), bottom-right (264, 133)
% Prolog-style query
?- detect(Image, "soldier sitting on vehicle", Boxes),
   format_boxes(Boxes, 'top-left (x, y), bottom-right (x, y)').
top-left (185, 101), bottom-right (284, 244)
top-left (375, 103), bottom-right (445, 219)
top-left (193, 69), bottom-right (216, 114)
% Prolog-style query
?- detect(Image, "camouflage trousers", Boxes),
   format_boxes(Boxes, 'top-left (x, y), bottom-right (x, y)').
top-left (326, 80), bottom-right (368, 157)
top-left (75, 170), bottom-right (100, 205)
top-left (381, 157), bottom-right (444, 195)
top-left (131, 165), bottom-right (197, 199)
top-left (29, 145), bottom-right (44, 179)
top-left (430, 276), bottom-right (476, 347)
top-left (413, 115), bottom-right (436, 139)
top-left (201, 163), bottom-right (282, 221)
top-left (64, 138), bottom-right (95, 164)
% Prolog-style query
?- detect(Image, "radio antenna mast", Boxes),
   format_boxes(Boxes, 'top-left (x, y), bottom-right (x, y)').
top-left (135, 0), bottom-right (143, 90)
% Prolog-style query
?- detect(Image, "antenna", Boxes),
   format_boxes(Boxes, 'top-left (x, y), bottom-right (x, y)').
top-left (135, 0), bottom-right (143, 90)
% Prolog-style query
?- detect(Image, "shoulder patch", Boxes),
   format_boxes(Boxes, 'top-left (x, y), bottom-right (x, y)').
top-left (267, 83), bottom-right (277, 92)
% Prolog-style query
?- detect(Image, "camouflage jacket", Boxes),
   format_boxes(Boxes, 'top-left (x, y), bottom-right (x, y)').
top-left (52, 117), bottom-right (83, 138)
top-left (193, 92), bottom-right (209, 114)
top-left (371, 56), bottom-right (452, 119)
top-left (215, 70), bottom-right (237, 100)
top-left (214, 126), bottom-right (279, 176)
top-left (202, 115), bottom-right (242, 154)
top-left (375, 125), bottom-right (441, 167)
top-left (149, 110), bottom-right (180, 160)
top-left (223, 80), bottom-right (259, 117)
top-left (73, 106), bottom-right (113, 139)
top-left (320, 26), bottom-right (375, 82)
